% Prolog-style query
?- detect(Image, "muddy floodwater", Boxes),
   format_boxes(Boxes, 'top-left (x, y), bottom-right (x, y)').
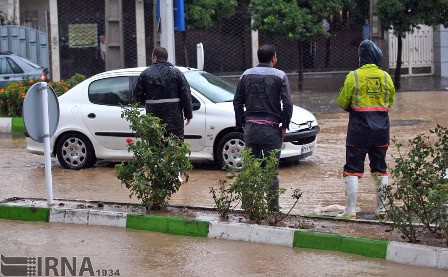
top-left (0, 91), bottom-right (447, 215)
top-left (1, 90), bottom-right (448, 275)
top-left (1, 220), bottom-right (447, 276)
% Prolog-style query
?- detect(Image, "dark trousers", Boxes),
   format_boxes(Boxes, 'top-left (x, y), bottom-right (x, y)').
top-left (343, 145), bottom-right (388, 177)
top-left (244, 122), bottom-right (282, 210)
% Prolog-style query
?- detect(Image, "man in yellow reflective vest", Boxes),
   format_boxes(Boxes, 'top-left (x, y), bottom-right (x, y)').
top-left (337, 40), bottom-right (395, 219)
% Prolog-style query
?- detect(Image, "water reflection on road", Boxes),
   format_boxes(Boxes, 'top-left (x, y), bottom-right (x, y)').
top-left (1, 220), bottom-right (446, 276)
top-left (1, 91), bottom-right (447, 215)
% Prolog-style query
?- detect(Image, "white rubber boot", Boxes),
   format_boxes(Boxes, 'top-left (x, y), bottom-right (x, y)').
top-left (337, 176), bottom-right (358, 219)
top-left (376, 176), bottom-right (388, 219)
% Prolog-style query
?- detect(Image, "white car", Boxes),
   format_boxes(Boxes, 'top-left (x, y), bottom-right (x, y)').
top-left (26, 67), bottom-right (320, 170)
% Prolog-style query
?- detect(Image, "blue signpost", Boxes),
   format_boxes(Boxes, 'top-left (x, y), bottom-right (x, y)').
top-left (156, 0), bottom-right (185, 31)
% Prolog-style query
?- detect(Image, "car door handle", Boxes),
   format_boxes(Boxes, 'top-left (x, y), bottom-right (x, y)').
top-left (87, 113), bottom-right (96, 119)
top-left (3, 76), bottom-right (9, 80)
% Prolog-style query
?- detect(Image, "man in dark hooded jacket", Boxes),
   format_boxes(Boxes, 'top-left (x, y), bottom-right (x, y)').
top-left (337, 40), bottom-right (395, 219)
top-left (134, 47), bottom-right (193, 141)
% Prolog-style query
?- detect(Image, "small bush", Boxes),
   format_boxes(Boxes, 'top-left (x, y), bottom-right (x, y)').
top-left (115, 105), bottom-right (192, 210)
top-left (385, 125), bottom-right (448, 244)
top-left (0, 74), bottom-right (86, 117)
top-left (211, 149), bottom-right (302, 224)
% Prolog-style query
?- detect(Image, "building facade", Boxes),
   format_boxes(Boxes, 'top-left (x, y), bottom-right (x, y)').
top-left (1, 0), bottom-right (446, 81)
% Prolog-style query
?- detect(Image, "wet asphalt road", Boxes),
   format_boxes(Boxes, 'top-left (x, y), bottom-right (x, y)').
top-left (1, 220), bottom-right (447, 277)
top-left (1, 90), bottom-right (447, 215)
top-left (0, 90), bottom-right (447, 275)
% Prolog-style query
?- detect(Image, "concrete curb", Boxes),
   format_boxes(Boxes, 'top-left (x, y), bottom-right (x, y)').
top-left (0, 117), bottom-right (12, 133)
top-left (0, 203), bottom-right (447, 270)
top-left (126, 214), bottom-right (208, 237)
top-left (208, 221), bottom-right (294, 247)
top-left (0, 117), bottom-right (24, 133)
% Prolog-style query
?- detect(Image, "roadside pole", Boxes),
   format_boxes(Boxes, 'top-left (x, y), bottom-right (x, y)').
top-left (160, 0), bottom-right (175, 64)
top-left (40, 83), bottom-right (54, 205)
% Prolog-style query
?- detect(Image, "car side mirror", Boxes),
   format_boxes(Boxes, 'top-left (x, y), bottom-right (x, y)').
top-left (192, 102), bottom-right (201, 111)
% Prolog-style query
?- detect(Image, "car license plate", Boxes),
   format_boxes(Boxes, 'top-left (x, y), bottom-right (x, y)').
top-left (301, 142), bottom-right (315, 154)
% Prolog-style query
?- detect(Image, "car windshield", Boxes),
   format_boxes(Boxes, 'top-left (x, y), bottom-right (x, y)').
top-left (17, 56), bottom-right (43, 69)
top-left (184, 71), bottom-right (236, 103)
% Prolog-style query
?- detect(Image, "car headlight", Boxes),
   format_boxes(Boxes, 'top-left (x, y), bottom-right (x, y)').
top-left (288, 122), bottom-right (301, 132)
top-left (288, 120), bottom-right (316, 132)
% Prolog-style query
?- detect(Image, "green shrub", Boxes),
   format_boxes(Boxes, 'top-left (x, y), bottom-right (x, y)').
top-left (385, 125), bottom-right (448, 244)
top-left (115, 105), bottom-right (192, 210)
top-left (211, 149), bottom-right (302, 224)
top-left (0, 74), bottom-right (86, 117)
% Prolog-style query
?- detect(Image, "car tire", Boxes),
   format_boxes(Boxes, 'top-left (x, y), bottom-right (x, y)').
top-left (216, 132), bottom-right (245, 170)
top-left (56, 132), bottom-right (96, 170)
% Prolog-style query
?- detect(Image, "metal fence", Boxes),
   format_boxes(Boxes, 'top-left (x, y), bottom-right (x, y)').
top-left (54, 0), bottom-right (364, 91)
top-left (171, 0), bottom-right (362, 92)
top-left (0, 25), bottom-right (49, 69)
top-left (174, 0), bottom-right (252, 73)
top-left (57, 0), bottom-right (105, 79)
top-left (123, 0), bottom-right (137, 69)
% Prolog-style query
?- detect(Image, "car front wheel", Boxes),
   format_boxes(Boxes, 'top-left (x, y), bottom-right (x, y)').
top-left (216, 132), bottom-right (245, 170)
top-left (56, 132), bottom-right (96, 170)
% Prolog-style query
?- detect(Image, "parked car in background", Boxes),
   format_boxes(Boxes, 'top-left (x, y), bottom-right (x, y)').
top-left (0, 52), bottom-right (49, 88)
top-left (26, 67), bottom-right (320, 170)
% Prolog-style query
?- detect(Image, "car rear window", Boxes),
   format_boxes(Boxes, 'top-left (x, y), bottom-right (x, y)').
top-left (17, 56), bottom-right (43, 69)
top-left (88, 77), bottom-right (130, 106)
top-left (184, 71), bottom-right (236, 103)
top-left (7, 57), bottom-right (24, 73)
top-left (0, 58), bottom-right (13, 74)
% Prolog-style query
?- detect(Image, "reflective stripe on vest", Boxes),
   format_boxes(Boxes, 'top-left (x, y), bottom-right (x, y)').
top-left (351, 70), bottom-right (389, 112)
top-left (145, 98), bottom-right (180, 104)
top-left (383, 71), bottom-right (389, 107)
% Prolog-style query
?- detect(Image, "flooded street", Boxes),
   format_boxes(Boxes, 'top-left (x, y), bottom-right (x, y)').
top-left (1, 219), bottom-right (447, 276)
top-left (1, 90), bottom-right (447, 275)
top-left (1, 91), bottom-right (448, 215)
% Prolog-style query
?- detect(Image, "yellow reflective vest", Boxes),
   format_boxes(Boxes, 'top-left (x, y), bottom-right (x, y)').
top-left (337, 64), bottom-right (395, 146)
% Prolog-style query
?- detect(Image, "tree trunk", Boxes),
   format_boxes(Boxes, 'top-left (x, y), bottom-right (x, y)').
top-left (182, 32), bottom-right (190, 67)
top-left (394, 35), bottom-right (402, 90)
top-left (298, 40), bottom-right (304, 92)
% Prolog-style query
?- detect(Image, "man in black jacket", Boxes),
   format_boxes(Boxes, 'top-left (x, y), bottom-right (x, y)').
top-left (134, 47), bottom-right (193, 141)
top-left (233, 44), bottom-right (293, 211)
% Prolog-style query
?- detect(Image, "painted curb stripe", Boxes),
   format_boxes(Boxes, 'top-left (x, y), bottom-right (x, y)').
top-left (0, 118), bottom-right (11, 133)
top-left (88, 210), bottom-right (127, 227)
top-left (49, 208), bottom-right (127, 227)
top-left (293, 230), bottom-right (389, 259)
top-left (2, 204), bottom-right (448, 270)
top-left (12, 117), bottom-right (24, 133)
top-left (126, 214), bottom-right (209, 237)
top-left (0, 205), bottom-right (48, 222)
top-left (387, 241), bottom-right (448, 269)
top-left (0, 117), bottom-right (24, 133)
top-left (208, 221), bottom-right (294, 247)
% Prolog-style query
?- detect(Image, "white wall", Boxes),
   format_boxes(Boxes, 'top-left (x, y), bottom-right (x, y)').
top-left (434, 25), bottom-right (448, 77)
